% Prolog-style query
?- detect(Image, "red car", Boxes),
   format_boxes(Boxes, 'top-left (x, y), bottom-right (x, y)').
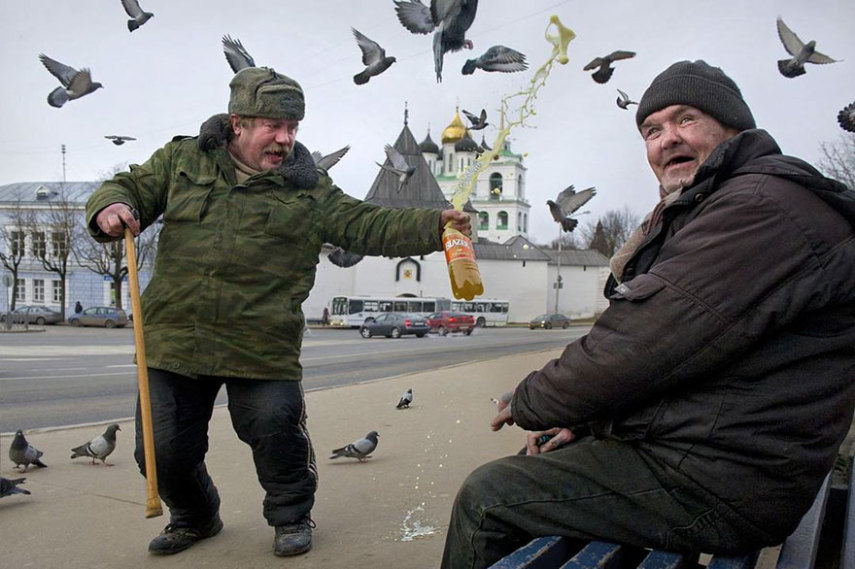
top-left (426, 311), bottom-right (475, 336)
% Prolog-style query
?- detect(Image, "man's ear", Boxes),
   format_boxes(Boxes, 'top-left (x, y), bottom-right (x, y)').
top-left (230, 113), bottom-right (242, 136)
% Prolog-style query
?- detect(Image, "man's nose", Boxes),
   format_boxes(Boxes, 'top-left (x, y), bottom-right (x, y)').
top-left (274, 127), bottom-right (295, 144)
top-left (659, 124), bottom-right (682, 147)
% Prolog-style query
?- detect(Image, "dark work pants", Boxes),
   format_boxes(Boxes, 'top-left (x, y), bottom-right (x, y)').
top-left (441, 437), bottom-right (774, 569)
top-left (134, 368), bottom-right (317, 528)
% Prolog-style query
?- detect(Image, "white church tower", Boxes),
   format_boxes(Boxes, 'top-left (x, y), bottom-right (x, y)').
top-left (419, 107), bottom-right (531, 243)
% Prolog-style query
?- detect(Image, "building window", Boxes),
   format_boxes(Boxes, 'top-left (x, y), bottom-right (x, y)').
top-left (517, 212), bottom-right (522, 231)
top-left (15, 279), bottom-right (26, 302)
top-left (32, 231), bottom-right (46, 259)
top-left (489, 173), bottom-right (503, 200)
top-left (479, 212), bottom-right (489, 230)
top-left (51, 232), bottom-right (68, 257)
top-left (497, 211), bottom-right (508, 230)
top-left (52, 280), bottom-right (63, 303)
top-left (33, 279), bottom-right (45, 303)
top-left (11, 230), bottom-right (25, 257)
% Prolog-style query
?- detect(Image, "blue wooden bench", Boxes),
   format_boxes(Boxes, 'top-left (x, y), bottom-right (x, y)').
top-left (490, 469), bottom-right (850, 569)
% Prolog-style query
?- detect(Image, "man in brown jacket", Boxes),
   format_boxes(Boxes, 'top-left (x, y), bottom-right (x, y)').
top-left (441, 60), bottom-right (855, 568)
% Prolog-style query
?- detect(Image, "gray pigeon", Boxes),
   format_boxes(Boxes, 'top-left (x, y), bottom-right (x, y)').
top-left (376, 144), bottom-right (416, 192)
top-left (462, 45), bottom-right (527, 75)
top-left (327, 247), bottom-right (364, 268)
top-left (105, 135), bottom-right (136, 146)
top-left (352, 28), bottom-right (396, 85)
top-left (223, 35), bottom-right (255, 74)
top-left (394, 0), bottom-right (479, 82)
top-left (121, 0), bottom-right (154, 32)
top-left (776, 17), bottom-right (838, 78)
top-left (330, 431), bottom-right (379, 461)
top-left (71, 424), bottom-right (121, 466)
top-left (615, 89), bottom-right (637, 110)
top-left (0, 476), bottom-right (31, 498)
top-left (396, 388), bottom-right (413, 409)
top-left (479, 135), bottom-right (492, 152)
top-left (10, 430), bottom-right (47, 471)
top-left (583, 51), bottom-right (636, 84)
top-left (838, 101), bottom-right (855, 133)
top-left (38, 54), bottom-right (103, 108)
top-left (547, 186), bottom-right (597, 233)
top-left (462, 108), bottom-right (488, 130)
top-left (312, 145), bottom-right (351, 171)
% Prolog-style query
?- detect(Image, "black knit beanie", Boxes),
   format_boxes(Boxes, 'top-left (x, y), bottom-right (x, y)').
top-left (636, 60), bottom-right (755, 131)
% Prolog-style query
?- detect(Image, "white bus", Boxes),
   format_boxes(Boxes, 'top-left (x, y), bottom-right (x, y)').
top-left (449, 299), bottom-right (510, 327)
top-left (329, 295), bottom-right (452, 328)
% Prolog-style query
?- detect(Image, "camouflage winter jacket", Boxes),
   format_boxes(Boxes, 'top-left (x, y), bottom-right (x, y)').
top-left (86, 115), bottom-right (443, 380)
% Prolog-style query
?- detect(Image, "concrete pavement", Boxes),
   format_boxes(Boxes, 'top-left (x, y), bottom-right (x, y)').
top-left (0, 349), bottom-right (560, 569)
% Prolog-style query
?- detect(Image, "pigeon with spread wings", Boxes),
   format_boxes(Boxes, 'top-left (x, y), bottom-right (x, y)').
top-left (38, 54), bottom-right (103, 108)
top-left (547, 186), bottom-right (596, 233)
top-left (352, 28), bottom-right (396, 85)
top-left (776, 17), bottom-right (839, 78)
top-left (222, 35), bottom-right (256, 73)
top-left (462, 45), bottom-right (527, 75)
top-left (583, 51), bottom-right (636, 84)
top-left (121, 0), bottom-right (154, 32)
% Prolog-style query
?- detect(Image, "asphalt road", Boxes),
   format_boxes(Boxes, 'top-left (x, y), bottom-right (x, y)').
top-left (0, 324), bottom-right (587, 433)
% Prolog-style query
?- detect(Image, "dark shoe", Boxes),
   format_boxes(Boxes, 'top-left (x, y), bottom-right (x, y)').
top-left (148, 514), bottom-right (224, 555)
top-left (273, 517), bottom-right (314, 557)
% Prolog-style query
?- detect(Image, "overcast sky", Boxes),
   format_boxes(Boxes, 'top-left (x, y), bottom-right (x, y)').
top-left (1, 0), bottom-right (853, 243)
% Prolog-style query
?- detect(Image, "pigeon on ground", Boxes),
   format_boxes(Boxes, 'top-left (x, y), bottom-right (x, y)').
top-left (0, 476), bottom-right (31, 498)
top-left (394, 0), bottom-right (478, 82)
top-left (104, 135), bottom-right (136, 146)
top-left (121, 0), bottom-right (154, 32)
top-left (330, 431), bottom-right (379, 461)
top-left (776, 17), bottom-right (838, 78)
top-left (615, 89), bottom-right (637, 110)
top-left (312, 145), bottom-right (351, 171)
top-left (838, 101), bottom-right (855, 133)
top-left (376, 145), bottom-right (416, 192)
top-left (222, 35), bottom-right (256, 73)
top-left (462, 108), bottom-right (488, 130)
top-left (352, 28), bottom-right (396, 85)
top-left (547, 186), bottom-right (597, 233)
top-left (583, 51), bottom-right (636, 84)
top-left (71, 424), bottom-right (121, 466)
top-left (10, 430), bottom-right (47, 472)
top-left (327, 247), bottom-right (364, 268)
top-left (462, 45), bottom-right (527, 75)
top-left (38, 54), bottom-right (103, 108)
top-left (396, 388), bottom-right (413, 409)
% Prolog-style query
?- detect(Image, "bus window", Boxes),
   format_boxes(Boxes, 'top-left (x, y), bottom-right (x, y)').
top-left (378, 301), bottom-right (394, 312)
top-left (394, 300), bottom-right (408, 312)
top-left (349, 300), bottom-right (364, 314)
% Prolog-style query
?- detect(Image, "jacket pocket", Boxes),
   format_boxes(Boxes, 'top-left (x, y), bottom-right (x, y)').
top-left (264, 192), bottom-right (320, 243)
top-left (164, 170), bottom-right (215, 223)
top-left (610, 273), bottom-right (667, 301)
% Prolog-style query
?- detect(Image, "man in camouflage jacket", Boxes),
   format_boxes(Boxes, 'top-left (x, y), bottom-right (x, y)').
top-left (87, 67), bottom-right (469, 558)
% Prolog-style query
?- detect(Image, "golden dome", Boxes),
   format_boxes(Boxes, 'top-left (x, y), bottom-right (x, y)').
top-left (441, 109), bottom-right (467, 144)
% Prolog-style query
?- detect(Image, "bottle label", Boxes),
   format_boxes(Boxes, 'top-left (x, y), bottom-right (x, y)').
top-left (443, 230), bottom-right (476, 264)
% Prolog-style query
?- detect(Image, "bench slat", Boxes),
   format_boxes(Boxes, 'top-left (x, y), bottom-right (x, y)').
top-left (558, 542), bottom-right (623, 569)
top-left (842, 460), bottom-right (855, 569)
top-left (489, 536), bottom-right (573, 569)
top-left (637, 550), bottom-right (691, 569)
top-left (776, 473), bottom-right (831, 569)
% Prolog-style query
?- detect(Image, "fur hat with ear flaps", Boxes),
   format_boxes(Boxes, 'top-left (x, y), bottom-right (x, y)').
top-left (228, 67), bottom-right (305, 120)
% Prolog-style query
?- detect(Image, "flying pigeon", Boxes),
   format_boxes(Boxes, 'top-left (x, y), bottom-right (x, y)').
top-left (376, 144), bottom-right (416, 192)
top-left (394, 0), bottom-right (478, 82)
top-left (223, 34), bottom-right (256, 73)
top-left (547, 186), bottom-right (597, 233)
top-left (10, 430), bottom-right (47, 472)
top-left (38, 54), bottom-right (103, 108)
top-left (396, 388), bottom-right (413, 409)
top-left (479, 135), bottom-right (492, 152)
top-left (462, 45), bottom-right (527, 75)
top-left (776, 17), bottom-right (838, 78)
top-left (462, 108), bottom-right (488, 131)
top-left (71, 424), bottom-right (121, 466)
top-left (327, 247), bottom-right (364, 268)
top-left (615, 89), bottom-right (637, 110)
top-left (312, 145), bottom-right (351, 171)
top-left (0, 476), bottom-right (31, 498)
top-left (330, 431), bottom-right (379, 461)
top-left (838, 101), bottom-right (855, 133)
top-left (104, 135), bottom-right (136, 146)
top-left (121, 0), bottom-right (154, 32)
top-left (352, 28), bottom-right (396, 85)
top-left (583, 51), bottom-right (636, 84)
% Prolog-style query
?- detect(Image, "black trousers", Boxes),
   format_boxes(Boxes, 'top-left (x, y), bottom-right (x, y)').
top-left (441, 437), bottom-right (774, 569)
top-left (134, 368), bottom-right (317, 528)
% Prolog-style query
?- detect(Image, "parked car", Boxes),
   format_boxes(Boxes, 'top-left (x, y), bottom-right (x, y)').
top-left (359, 312), bottom-right (430, 338)
top-left (426, 311), bottom-right (475, 335)
top-left (0, 305), bottom-right (63, 325)
top-left (68, 306), bottom-right (129, 328)
top-left (529, 313), bottom-right (572, 330)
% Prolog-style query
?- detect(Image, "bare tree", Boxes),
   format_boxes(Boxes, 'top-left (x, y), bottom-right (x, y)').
top-left (579, 207), bottom-right (640, 258)
top-left (0, 198), bottom-right (34, 309)
top-left (28, 187), bottom-right (81, 320)
top-left (547, 231), bottom-right (579, 250)
top-left (818, 134), bottom-right (855, 190)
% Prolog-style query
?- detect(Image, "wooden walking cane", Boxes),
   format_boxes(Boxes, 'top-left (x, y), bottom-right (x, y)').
top-left (124, 227), bottom-right (163, 518)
